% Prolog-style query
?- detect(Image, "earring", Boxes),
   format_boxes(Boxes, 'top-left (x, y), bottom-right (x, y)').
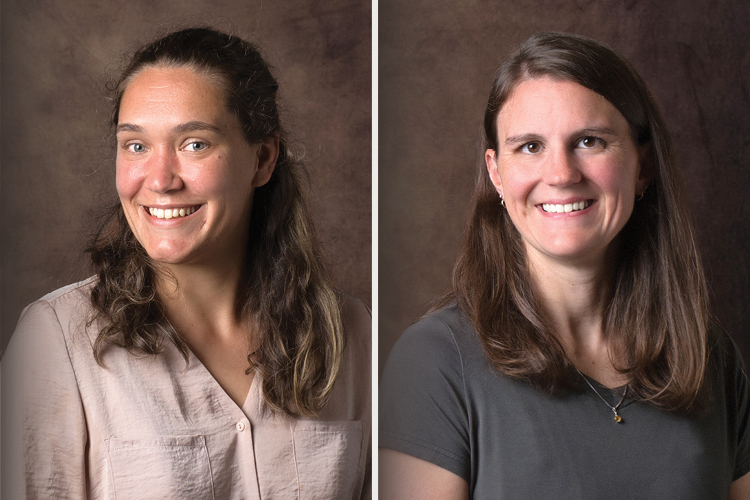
top-left (637, 192), bottom-right (645, 201)
top-left (500, 197), bottom-right (506, 208)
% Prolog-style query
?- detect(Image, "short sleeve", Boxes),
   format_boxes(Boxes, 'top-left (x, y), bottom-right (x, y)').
top-left (379, 315), bottom-right (471, 481)
top-left (1, 300), bottom-right (88, 499)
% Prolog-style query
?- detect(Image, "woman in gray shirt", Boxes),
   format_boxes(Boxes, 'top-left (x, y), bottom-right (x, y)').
top-left (380, 32), bottom-right (750, 499)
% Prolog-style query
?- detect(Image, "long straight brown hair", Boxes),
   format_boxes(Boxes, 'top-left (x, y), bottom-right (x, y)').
top-left (452, 32), bottom-right (710, 411)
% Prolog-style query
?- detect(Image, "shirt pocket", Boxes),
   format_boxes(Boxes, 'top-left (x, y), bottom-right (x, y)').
top-left (292, 420), bottom-right (365, 500)
top-left (105, 434), bottom-right (215, 500)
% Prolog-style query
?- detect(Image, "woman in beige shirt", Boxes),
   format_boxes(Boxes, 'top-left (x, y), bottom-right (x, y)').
top-left (3, 27), bottom-right (370, 499)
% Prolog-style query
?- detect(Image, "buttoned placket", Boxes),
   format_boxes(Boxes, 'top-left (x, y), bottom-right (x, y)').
top-left (232, 377), bottom-right (262, 499)
top-left (184, 347), bottom-right (263, 500)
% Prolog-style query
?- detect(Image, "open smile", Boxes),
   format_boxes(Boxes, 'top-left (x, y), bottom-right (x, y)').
top-left (145, 205), bottom-right (203, 219)
top-left (540, 200), bottom-right (593, 214)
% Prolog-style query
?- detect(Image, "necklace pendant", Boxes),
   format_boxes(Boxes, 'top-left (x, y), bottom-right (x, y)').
top-left (576, 368), bottom-right (629, 424)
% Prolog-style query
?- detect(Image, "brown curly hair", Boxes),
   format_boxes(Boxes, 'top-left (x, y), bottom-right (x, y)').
top-left (87, 27), bottom-right (344, 416)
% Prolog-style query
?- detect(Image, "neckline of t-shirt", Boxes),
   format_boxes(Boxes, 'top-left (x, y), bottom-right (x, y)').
top-left (576, 370), bottom-right (629, 394)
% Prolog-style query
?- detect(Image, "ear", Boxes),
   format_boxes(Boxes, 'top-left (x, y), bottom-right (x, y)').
top-left (252, 137), bottom-right (279, 188)
top-left (485, 149), bottom-right (504, 198)
top-left (636, 142), bottom-right (655, 194)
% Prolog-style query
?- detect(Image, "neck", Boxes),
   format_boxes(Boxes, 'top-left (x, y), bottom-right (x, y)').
top-left (526, 244), bottom-right (626, 386)
top-left (529, 254), bottom-right (613, 340)
top-left (154, 254), bottom-right (249, 343)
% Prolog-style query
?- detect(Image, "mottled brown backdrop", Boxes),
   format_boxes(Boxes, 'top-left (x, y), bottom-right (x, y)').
top-left (379, 0), bottom-right (750, 372)
top-left (1, 0), bottom-right (371, 352)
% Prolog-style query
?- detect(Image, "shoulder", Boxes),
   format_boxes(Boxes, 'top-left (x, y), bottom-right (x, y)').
top-left (35, 276), bottom-right (97, 305)
top-left (381, 303), bottom-right (485, 409)
top-left (387, 303), bottom-right (483, 373)
top-left (6, 277), bottom-right (97, 355)
top-left (2, 278), bottom-right (100, 387)
top-left (17, 277), bottom-right (96, 327)
top-left (2, 280), bottom-right (94, 499)
top-left (380, 304), bottom-right (477, 481)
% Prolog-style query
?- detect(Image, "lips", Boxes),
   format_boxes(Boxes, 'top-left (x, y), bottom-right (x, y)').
top-left (145, 205), bottom-right (202, 219)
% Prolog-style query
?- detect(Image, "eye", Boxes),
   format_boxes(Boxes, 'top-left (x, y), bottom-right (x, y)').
top-left (576, 136), bottom-right (604, 149)
top-left (520, 142), bottom-right (541, 154)
top-left (125, 143), bottom-right (146, 154)
top-left (183, 141), bottom-right (208, 152)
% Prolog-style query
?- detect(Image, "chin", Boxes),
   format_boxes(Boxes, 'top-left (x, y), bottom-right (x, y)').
top-left (530, 237), bottom-right (600, 261)
top-left (141, 243), bottom-right (196, 266)
top-left (549, 244), bottom-right (611, 264)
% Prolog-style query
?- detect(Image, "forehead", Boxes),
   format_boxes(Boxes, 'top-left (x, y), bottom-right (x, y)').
top-left (119, 65), bottom-right (228, 121)
top-left (497, 77), bottom-right (629, 139)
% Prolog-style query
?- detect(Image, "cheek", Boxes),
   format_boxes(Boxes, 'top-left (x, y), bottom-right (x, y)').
top-left (115, 161), bottom-right (140, 200)
top-left (499, 166), bottom-right (537, 200)
top-left (182, 165), bottom-right (230, 196)
top-left (219, 158), bottom-right (257, 198)
top-left (594, 161), bottom-right (639, 198)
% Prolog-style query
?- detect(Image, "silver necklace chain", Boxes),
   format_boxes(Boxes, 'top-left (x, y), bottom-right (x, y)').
top-left (576, 368), bottom-right (628, 423)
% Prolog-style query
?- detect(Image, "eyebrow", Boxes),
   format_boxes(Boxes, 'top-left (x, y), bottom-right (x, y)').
top-left (503, 126), bottom-right (619, 147)
top-left (578, 126), bottom-right (618, 137)
top-left (504, 133), bottom-right (542, 147)
top-left (116, 121), bottom-right (223, 135)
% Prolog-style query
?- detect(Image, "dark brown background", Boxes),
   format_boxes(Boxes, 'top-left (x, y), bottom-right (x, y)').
top-left (379, 0), bottom-right (750, 373)
top-left (1, 0), bottom-right (371, 352)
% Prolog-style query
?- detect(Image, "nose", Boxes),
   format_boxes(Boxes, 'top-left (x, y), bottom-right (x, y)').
top-left (543, 147), bottom-right (582, 186)
top-left (145, 147), bottom-right (183, 193)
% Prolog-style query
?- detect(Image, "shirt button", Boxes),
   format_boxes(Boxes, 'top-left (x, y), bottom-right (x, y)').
top-left (236, 421), bottom-right (246, 432)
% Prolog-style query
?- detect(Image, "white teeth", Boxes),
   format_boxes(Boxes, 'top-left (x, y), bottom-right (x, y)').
top-left (542, 201), bottom-right (591, 213)
top-left (148, 206), bottom-right (198, 219)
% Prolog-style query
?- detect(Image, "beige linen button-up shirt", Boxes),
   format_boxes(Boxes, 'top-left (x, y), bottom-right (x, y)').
top-left (2, 278), bottom-right (371, 499)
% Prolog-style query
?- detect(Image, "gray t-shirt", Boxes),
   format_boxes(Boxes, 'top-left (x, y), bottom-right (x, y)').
top-left (380, 304), bottom-right (750, 499)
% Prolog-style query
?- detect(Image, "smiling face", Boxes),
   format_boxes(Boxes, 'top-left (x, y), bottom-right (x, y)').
top-left (116, 65), bottom-right (276, 268)
top-left (486, 77), bottom-right (651, 269)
